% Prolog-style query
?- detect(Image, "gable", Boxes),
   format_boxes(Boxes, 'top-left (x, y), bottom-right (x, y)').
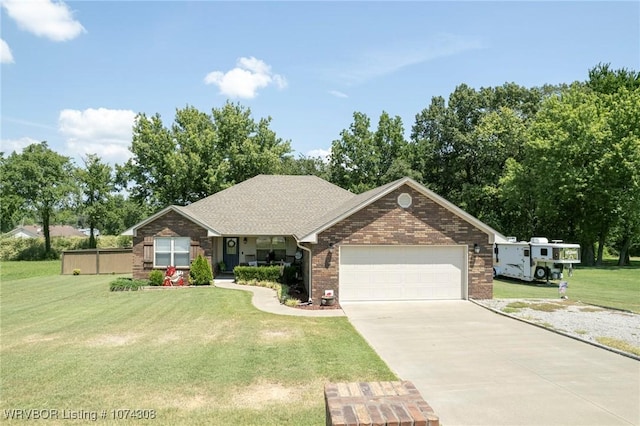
top-left (321, 185), bottom-right (491, 245)
top-left (299, 178), bottom-right (505, 244)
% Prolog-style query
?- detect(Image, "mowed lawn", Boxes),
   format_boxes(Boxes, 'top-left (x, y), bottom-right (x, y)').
top-left (494, 259), bottom-right (640, 313)
top-left (0, 262), bottom-right (396, 425)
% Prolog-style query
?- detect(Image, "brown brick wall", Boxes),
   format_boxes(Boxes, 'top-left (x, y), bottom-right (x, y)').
top-left (132, 210), bottom-right (212, 281)
top-left (311, 185), bottom-right (493, 304)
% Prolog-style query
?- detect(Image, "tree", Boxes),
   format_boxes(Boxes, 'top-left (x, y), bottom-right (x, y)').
top-left (410, 83), bottom-right (546, 226)
top-left (121, 102), bottom-right (293, 209)
top-left (587, 63), bottom-right (640, 264)
top-left (515, 81), bottom-right (640, 265)
top-left (329, 111), bottom-right (409, 193)
top-left (76, 155), bottom-right (115, 248)
top-left (587, 62), bottom-right (640, 95)
top-left (2, 142), bottom-right (74, 257)
top-left (281, 154), bottom-right (328, 178)
top-left (0, 153), bottom-right (27, 232)
top-left (212, 103), bottom-right (292, 185)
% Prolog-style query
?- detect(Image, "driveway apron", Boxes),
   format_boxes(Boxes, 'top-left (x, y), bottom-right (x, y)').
top-left (341, 300), bottom-right (640, 426)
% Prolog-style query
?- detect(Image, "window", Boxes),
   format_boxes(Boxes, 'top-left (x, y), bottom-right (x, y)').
top-left (155, 237), bottom-right (190, 267)
top-left (256, 236), bottom-right (286, 262)
top-left (541, 248), bottom-right (548, 256)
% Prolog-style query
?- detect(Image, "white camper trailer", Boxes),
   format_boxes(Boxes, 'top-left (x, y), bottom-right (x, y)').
top-left (493, 237), bottom-right (580, 282)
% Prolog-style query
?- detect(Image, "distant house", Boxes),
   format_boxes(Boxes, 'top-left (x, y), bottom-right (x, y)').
top-left (79, 228), bottom-right (101, 237)
top-left (124, 175), bottom-right (506, 305)
top-left (5, 225), bottom-right (86, 239)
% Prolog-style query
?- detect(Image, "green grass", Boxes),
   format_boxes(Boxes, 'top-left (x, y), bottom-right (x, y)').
top-left (493, 258), bottom-right (640, 313)
top-left (0, 260), bottom-right (61, 281)
top-left (0, 263), bottom-right (396, 425)
top-left (596, 337), bottom-right (640, 357)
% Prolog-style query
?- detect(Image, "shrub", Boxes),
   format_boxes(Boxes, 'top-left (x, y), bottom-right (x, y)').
top-left (234, 265), bottom-right (281, 282)
top-left (189, 254), bottom-right (213, 285)
top-left (281, 265), bottom-right (298, 285)
top-left (109, 278), bottom-right (145, 291)
top-left (0, 234), bottom-right (134, 261)
top-left (284, 297), bottom-right (300, 307)
top-left (148, 270), bottom-right (164, 286)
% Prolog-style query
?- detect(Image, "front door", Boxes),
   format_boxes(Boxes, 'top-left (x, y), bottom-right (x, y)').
top-left (522, 247), bottom-right (532, 279)
top-left (223, 237), bottom-right (240, 271)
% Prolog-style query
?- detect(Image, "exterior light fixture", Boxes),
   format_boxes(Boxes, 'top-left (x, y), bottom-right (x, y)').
top-left (328, 242), bottom-right (334, 253)
top-left (474, 243), bottom-right (480, 254)
top-left (243, 237), bottom-right (248, 244)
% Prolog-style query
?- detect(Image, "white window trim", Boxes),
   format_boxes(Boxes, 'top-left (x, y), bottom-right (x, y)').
top-left (154, 237), bottom-right (190, 268)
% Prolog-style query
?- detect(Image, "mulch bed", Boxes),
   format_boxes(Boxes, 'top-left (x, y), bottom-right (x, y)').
top-left (287, 287), bottom-right (342, 310)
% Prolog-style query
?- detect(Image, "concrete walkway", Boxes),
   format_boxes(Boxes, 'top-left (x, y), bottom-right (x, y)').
top-left (214, 278), bottom-right (345, 317)
top-left (342, 300), bottom-right (640, 426)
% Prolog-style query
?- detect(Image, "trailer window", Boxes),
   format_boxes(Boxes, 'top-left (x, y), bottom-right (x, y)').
top-left (541, 248), bottom-right (548, 256)
top-left (524, 249), bottom-right (530, 257)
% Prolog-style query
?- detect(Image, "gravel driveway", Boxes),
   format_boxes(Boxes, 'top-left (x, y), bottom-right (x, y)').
top-left (475, 298), bottom-right (640, 358)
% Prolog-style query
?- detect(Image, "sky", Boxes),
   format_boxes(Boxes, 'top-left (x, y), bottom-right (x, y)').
top-left (1, 0), bottom-right (639, 167)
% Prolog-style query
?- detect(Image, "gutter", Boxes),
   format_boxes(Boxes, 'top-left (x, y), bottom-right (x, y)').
top-left (296, 241), bottom-right (313, 304)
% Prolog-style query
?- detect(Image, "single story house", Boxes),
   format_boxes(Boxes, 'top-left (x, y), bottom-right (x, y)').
top-left (123, 175), bottom-right (506, 305)
top-left (5, 225), bottom-right (87, 238)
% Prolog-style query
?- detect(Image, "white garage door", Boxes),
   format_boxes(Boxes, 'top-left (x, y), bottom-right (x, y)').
top-left (339, 245), bottom-right (466, 302)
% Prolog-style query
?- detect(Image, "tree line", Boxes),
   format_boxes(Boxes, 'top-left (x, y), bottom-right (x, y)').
top-left (1, 64), bottom-right (638, 265)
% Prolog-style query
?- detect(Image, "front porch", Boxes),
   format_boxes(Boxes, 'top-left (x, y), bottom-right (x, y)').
top-left (213, 235), bottom-right (304, 271)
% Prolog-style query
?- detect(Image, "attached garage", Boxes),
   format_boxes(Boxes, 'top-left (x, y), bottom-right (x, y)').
top-left (339, 245), bottom-right (467, 302)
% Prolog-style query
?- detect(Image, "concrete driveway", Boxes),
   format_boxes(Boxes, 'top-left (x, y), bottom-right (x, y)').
top-left (341, 301), bottom-right (640, 426)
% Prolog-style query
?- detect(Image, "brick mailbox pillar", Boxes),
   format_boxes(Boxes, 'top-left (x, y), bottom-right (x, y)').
top-left (325, 381), bottom-right (439, 426)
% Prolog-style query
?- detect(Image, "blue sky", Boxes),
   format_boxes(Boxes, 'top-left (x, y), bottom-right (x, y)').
top-left (1, 1), bottom-right (639, 166)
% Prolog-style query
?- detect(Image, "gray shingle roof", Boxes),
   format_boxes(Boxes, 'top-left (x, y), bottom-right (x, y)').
top-left (123, 174), bottom-right (506, 244)
top-left (184, 174), bottom-right (355, 236)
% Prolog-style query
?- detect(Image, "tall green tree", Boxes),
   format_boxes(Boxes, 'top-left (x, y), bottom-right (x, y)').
top-left (282, 154), bottom-right (328, 178)
top-left (329, 111), bottom-right (409, 193)
top-left (410, 83), bottom-right (547, 226)
top-left (0, 153), bottom-right (27, 232)
top-left (2, 142), bottom-right (74, 257)
top-left (121, 102), bottom-right (292, 209)
top-left (77, 155), bottom-right (115, 248)
top-left (587, 63), bottom-right (640, 264)
top-left (510, 80), bottom-right (640, 265)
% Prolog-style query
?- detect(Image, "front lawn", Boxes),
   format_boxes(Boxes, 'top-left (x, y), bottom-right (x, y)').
top-left (493, 259), bottom-right (640, 313)
top-left (0, 267), bottom-right (396, 425)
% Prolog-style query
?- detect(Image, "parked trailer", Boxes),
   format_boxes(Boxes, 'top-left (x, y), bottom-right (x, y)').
top-left (493, 237), bottom-right (580, 282)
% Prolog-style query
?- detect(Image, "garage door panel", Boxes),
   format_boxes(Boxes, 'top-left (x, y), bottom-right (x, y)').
top-left (340, 245), bottom-right (465, 302)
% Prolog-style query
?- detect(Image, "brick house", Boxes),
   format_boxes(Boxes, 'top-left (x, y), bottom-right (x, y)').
top-left (123, 175), bottom-right (505, 305)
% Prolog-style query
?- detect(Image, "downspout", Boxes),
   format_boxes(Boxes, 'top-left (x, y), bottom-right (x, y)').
top-left (296, 241), bottom-right (313, 304)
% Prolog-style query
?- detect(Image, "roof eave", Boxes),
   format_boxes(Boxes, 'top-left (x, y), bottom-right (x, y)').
top-left (120, 205), bottom-right (221, 238)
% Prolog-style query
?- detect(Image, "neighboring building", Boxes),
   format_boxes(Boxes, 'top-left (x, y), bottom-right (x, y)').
top-left (5, 225), bottom-right (86, 239)
top-left (79, 228), bottom-right (101, 237)
top-left (123, 175), bottom-right (506, 305)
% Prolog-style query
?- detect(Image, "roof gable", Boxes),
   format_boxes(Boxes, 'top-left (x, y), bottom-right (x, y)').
top-left (121, 205), bottom-right (221, 237)
top-left (298, 177), bottom-right (507, 243)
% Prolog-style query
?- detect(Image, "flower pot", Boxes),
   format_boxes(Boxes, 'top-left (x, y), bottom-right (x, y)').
top-left (321, 296), bottom-right (335, 306)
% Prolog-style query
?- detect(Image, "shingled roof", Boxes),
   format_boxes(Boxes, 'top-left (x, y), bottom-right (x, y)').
top-left (174, 175), bottom-right (354, 236)
top-left (124, 174), bottom-right (506, 243)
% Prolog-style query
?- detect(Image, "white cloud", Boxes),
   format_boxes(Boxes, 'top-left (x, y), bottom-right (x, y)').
top-left (329, 90), bottom-right (348, 98)
top-left (1, 136), bottom-right (40, 154)
top-left (334, 33), bottom-right (485, 85)
top-left (0, 38), bottom-right (14, 63)
top-left (1, 0), bottom-right (86, 42)
top-left (58, 108), bottom-right (136, 164)
top-left (306, 149), bottom-right (330, 162)
top-left (204, 56), bottom-right (287, 99)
